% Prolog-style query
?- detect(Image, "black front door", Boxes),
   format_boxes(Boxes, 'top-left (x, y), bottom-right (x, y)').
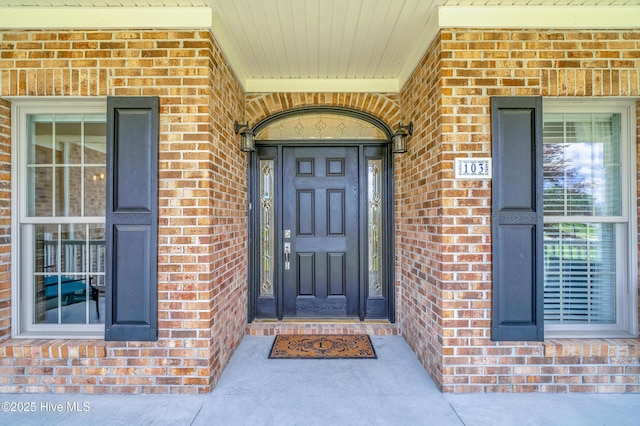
top-left (250, 143), bottom-right (392, 321)
top-left (282, 147), bottom-right (359, 317)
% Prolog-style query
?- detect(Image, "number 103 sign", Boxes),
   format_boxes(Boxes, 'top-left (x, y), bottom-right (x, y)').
top-left (454, 158), bottom-right (492, 179)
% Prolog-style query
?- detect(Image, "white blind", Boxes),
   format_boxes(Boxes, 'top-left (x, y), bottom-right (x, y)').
top-left (542, 112), bottom-right (622, 325)
top-left (543, 223), bottom-right (616, 324)
top-left (543, 113), bottom-right (621, 217)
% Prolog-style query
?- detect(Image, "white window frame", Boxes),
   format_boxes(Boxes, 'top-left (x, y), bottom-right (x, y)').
top-left (11, 98), bottom-right (106, 339)
top-left (543, 99), bottom-right (638, 338)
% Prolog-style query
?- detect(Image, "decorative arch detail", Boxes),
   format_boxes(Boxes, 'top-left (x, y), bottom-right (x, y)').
top-left (253, 106), bottom-right (393, 141)
top-left (244, 92), bottom-right (400, 130)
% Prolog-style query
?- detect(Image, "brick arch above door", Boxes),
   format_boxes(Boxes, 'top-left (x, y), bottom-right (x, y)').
top-left (245, 92), bottom-right (400, 127)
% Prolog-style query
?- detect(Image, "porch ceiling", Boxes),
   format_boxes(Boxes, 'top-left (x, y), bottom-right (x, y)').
top-left (0, 0), bottom-right (639, 92)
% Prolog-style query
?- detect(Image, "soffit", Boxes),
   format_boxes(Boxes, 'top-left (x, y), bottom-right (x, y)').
top-left (0, 1), bottom-right (638, 92)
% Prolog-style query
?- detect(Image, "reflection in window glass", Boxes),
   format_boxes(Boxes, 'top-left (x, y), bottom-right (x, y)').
top-left (543, 112), bottom-right (623, 327)
top-left (543, 113), bottom-right (621, 217)
top-left (31, 223), bottom-right (105, 325)
top-left (26, 114), bottom-right (106, 218)
top-left (23, 112), bottom-right (107, 328)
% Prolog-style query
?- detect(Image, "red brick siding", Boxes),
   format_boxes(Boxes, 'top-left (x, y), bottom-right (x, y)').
top-left (399, 29), bottom-right (640, 393)
top-left (0, 30), bottom-right (246, 394)
top-left (397, 33), bottom-right (447, 389)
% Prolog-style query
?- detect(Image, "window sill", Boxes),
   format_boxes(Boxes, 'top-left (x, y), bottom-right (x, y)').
top-left (543, 337), bottom-right (640, 358)
top-left (13, 329), bottom-right (104, 340)
top-left (0, 338), bottom-right (108, 358)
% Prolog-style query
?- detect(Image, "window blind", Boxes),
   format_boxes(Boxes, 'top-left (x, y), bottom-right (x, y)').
top-left (542, 112), bottom-right (621, 326)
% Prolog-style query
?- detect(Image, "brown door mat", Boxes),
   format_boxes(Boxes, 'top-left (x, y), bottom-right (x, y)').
top-left (268, 334), bottom-right (376, 359)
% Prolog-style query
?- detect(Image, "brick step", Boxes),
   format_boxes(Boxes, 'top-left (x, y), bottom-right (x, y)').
top-left (246, 320), bottom-right (399, 336)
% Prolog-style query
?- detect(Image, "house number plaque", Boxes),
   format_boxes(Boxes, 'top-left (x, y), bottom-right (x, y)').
top-left (454, 158), bottom-right (492, 179)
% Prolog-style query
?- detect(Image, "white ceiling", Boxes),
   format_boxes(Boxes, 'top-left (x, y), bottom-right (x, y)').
top-left (0, 0), bottom-right (639, 92)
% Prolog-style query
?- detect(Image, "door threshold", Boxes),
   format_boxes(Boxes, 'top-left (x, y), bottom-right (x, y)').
top-left (283, 318), bottom-right (367, 324)
top-left (252, 318), bottom-right (390, 324)
top-left (246, 319), bottom-right (398, 336)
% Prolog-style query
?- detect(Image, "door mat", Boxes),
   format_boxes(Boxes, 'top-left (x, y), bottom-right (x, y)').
top-left (268, 334), bottom-right (376, 359)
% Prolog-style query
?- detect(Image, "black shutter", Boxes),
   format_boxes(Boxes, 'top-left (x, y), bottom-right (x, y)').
top-left (105, 96), bottom-right (159, 341)
top-left (491, 96), bottom-right (544, 342)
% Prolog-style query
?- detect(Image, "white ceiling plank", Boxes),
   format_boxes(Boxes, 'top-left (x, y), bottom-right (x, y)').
top-left (371, 0), bottom-right (408, 78)
top-left (358, 0), bottom-right (394, 78)
top-left (375, 0), bottom-right (420, 78)
top-left (334, 0), bottom-right (366, 78)
top-left (304, 0), bottom-right (320, 78)
top-left (241, 3), bottom-right (277, 79)
top-left (289, 0), bottom-right (310, 78)
top-left (211, 1), bottom-right (255, 82)
top-left (316, 0), bottom-right (335, 78)
top-left (325, 0), bottom-right (349, 78)
top-left (270, 0), bottom-right (295, 79)
top-left (251, 0), bottom-right (282, 78)
top-left (270, 0), bottom-right (289, 77)
top-left (382, 1), bottom-right (435, 79)
top-left (396, 4), bottom-right (442, 87)
top-left (245, 78), bottom-right (399, 93)
top-left (345, 0), bottom-right (379, 78)
top-left (331, 0), bottom-right (351, 78)
top-left (210, 8), bottom-right (248, 87)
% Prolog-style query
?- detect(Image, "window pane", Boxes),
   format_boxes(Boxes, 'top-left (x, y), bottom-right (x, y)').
top-left (84, 167), bottom-right (106, 216)
top-left (31, 223), bottom-right (105, 325)
top-left (543, 113), bottom-right (622, 217)
top-left (368, 159), bottom-right (383, 298)
top-left (27, 166), bottom-right (53, 217)
top-left (55, 166), bottom-right (82, 217)
top-left (22, 108), bottom-right (107, 333)
top-left (27, 118), bottom-right (53, 165)
top-left (259, 160), bottom-right (275, 297)
top-left (26, 113), bottom-right (106, 218)
top-left (84, 119), bottom-right (106, 163)
top-left (543, 223), bottom-right (616, 324)
top-left (255, 113), bottom-right (387, 140)
top-left (55, 120), bottom-right (82, 165)
top-left (89, 224), bottom-right (106, 274)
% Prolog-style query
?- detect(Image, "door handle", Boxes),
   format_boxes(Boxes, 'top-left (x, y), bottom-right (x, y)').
top-left (284, 243), bottom-right (291, 270)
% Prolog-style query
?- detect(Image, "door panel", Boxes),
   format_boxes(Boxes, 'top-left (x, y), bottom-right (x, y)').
top-left (283, 147), bottom-right (359, 318)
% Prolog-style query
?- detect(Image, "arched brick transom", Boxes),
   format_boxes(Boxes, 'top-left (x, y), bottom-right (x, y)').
top-left (245, 92), bottom-right (400, 130)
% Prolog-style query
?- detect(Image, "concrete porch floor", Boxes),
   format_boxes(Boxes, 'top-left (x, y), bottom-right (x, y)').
top-left (1, 335), bottom-right (639, 425)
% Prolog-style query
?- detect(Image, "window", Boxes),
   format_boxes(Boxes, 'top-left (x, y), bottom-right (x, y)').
top-left (543, 101), bottom-right (637, 338)
top-left (255, 111), bottom-right (388, 140)
top-left (13, 100), bottom-right (106, 338)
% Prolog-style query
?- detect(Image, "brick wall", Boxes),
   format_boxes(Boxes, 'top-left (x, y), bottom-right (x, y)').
top-left (397, 33), bottom-right (447, 388)
top-left (399, 29), bottom-right (640, 393)
top-left (0, 30), bottom-right (246, 394)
